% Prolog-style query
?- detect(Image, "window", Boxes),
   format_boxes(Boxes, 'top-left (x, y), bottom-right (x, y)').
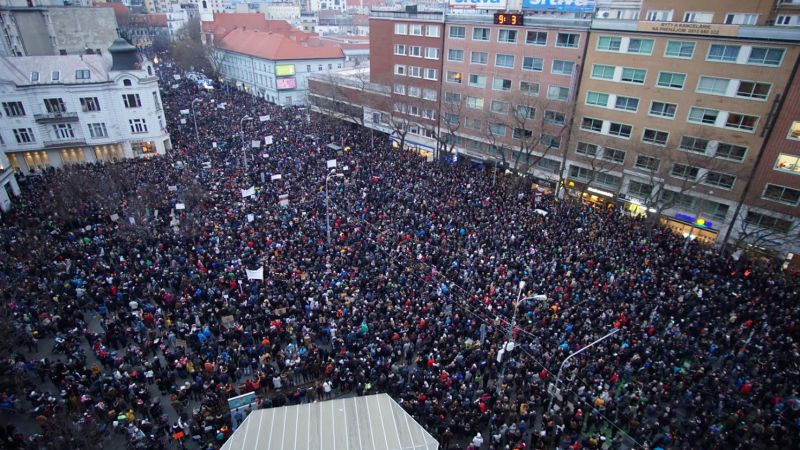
top-left (763, 184), bottom-right (800, 205)
top-left (522, 57), bottom-right (543, 71)
top-left (671, 163), bottom-right (700, 180)
top-left (447, 49), bottom-right (463, 62)
top-left (444, 113), bottom-right (460, 126)
top-left (684, 12), bottom-right (714, 23)
top-left (13, 128), bottom-right (34, 143)
top-left (489, 123), bottom-right (507, 137)
top-left (495, 54), bottom-right (514, 68)
top-left (394, 23), bottom-right (407, 35)
top-left (581, 117), bottom-right (603, 132)
top-left (556, 33), bottom-right (579, 48)
top-left (747, 47), bottom-right (783, 67)
top-left (516, 105), bottom-right (535, 119)
top-left (520, 81), bottom-right (540, 96)
top-left (776, 15), bottom-right (793, 26)
top-left (697, 199), bottom-right (729, 220)
top-left (703, 171), bottom-right (736, 189)
top-left (445, 92), bottom-right (461, 104)
top-left (468, 74), bottom-right (485, 88)
top-left (635, 155), bottom-right (660, 171)
top-left (394, 84), bottom-right (405, 95)
top-left (426, 25), bottom-right (440, 37)
top-left (649, 101), bottom-right (677, 118)
top-left (446, 71), bottom-right (462, 83)
top-left (551, 60), bottom-right (574, 75)
top-left (657, 72), bottom-right (685, 89)
top-left (620, 68), bottom-right (646, 84)
top-left (526, 31), bottom-right (547, 45)
top-left (665, 41), bottom-right (695, 59)
top-left (492, 77), bottom-right (512, 91)
top-left (152, 91), bottom-right (161, 111)
top-left (615, 96), bottom-right (639, 112)
top-left (80, 97), bottom-right (101, 112)
top-left (542, 134), bottom-right (561, 149)
top-left (661, 190), bottom-right (695, 209)
top-left (30, 71), bottom-right (39, 82)
top-left (470, 51), bottom-right (488, 65)
top-left (498, 29), bottom-right (517, 43)
top-left (422, 89), bottom-right (437, 101)
top-left (688, 107), bottom-right (720, 125)
top-left (745, 211), bottom-right (793, 233)
top-left (88, 122), bottom-right (108, 138)
top-left (627, 39), bottom-right (653, 55)
top-left (596, 173), bottom-right (622, 188)
top-left (645, 10), bottom-right (672, 21)
top-left (726, 113), bottom-right (758, 132)
top-left (75, 69), bottom-right (91, 80)
top-left (472, 27), bottom-right (490, 41)
top-left (697, 76), bottom-right (730, 95)
top-left (408, 66), bottom-right (422, 78)
top-left (53, 123), bottom-right (75, 139)
top-left (725, 13), bottom-right (758, 25)
top-left (642, 129), bottom-right (669, 146)
top-left (129, 118), bottom-right (148, 134)
top-left (394, 64), bottom-right (406, 76)
top-left (43, 99), bottom-right (66, 115)
top-left (424, 68), bottom-right (438, 80)
top-left (609, 122), bottom-right (632, 138)
top-left (409, 46), bottom-right (422, 57)
top-left (465, 117), bottom-right (481, 130)
top-left (406, 86), bottom-right (419, 97)
top-left (422, 109), bottom-right (436, 120)
top-left (544, 110), bottom-right (565, 125)
top-left (51, 71), bottom-right (60, 81)
top-left (736, 81), bottom-right (770, 99)
top-left (466, 96), bottom-right (484, 109)
top-left (708, 45), bottom-right (740, 62)
top-left (576, 142), bottom-right (599, 157)
top-left (394, 44), bottom-right (406, 55)
top-left (680, 136), bottom-right (710, 154)
top-left (547, 85), bottom-right (569, 101)
top-left (449, 26), bottom-right (465, 39)
top-left (570, 166), bottom-right (593, 181)
top-left (602, 148), bottom-right (625, 164)
top-left (513, 128), bottom-right (533, 140)
top-left (715, 143), bottom-right (747, 161)
top-left (491, 101), bottom-right (510, 115)
top-left (591, 64), bottom-right (615, 80)
top-left (597, 36), bottom-right (621, 52)
top-left (2, 101), bottom-right (25, 116)
top-left (790, 121), bottom-right (800, 140)
top-left (409, 24), bottom-right (423, 36)
top-left (123, 93), bottom-right (142, 108)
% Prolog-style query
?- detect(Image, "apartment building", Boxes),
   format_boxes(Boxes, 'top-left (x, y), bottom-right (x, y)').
top-left (566, 0), bottom-right (800, 245)
top-left (0, 39), bottom-right (171, 178)
top-left (369, 7), bottom-right (445, 155)
top-left (441, 14), bottom-right (589, 186)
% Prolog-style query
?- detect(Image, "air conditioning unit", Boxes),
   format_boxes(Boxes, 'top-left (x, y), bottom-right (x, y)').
top-left (598, 11), bottom-right (611, 18)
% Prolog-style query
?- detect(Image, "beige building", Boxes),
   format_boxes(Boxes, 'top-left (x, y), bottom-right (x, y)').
top-left (567, 0), bottom-right (800, 245)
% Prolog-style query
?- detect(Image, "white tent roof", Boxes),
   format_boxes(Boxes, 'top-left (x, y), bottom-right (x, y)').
top-left (221, 393), bottom-right (439, 450)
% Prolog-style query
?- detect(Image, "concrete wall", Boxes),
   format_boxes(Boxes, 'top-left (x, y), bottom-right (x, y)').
top-left (14, 11), bottom-right (52, 56)
top-left (50, 8), bottom-right (119, 55)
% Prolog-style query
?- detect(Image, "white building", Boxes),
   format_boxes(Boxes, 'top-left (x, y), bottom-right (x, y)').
top-left (166, 5), bottom-right (191, 39)
top-left (0, 38), bottom-right (171, 179)
top-left (215, 28), bottom-right (345, 106)
top-left (262, 3), bottom-right (302, 21)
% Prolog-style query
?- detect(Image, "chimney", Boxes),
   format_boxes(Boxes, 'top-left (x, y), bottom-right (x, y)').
top-left (108, 37), bottom-right (138, 71)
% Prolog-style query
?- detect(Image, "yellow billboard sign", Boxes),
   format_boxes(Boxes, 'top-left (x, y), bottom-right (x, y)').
top-left (275, 65), bottom-right (295, 76)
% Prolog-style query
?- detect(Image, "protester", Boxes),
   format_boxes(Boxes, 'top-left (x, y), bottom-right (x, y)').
top-left (0, 54), bottom-right (797, 450)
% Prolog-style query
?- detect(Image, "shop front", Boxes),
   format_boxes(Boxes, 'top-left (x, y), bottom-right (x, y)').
top-left (661, 214), bottom-right (720, 245)
top-left (94, 144), bottom-right (125, 162)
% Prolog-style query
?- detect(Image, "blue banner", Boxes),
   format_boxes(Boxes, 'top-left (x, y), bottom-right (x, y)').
top-left (522, 0), bottom-right (595, 12)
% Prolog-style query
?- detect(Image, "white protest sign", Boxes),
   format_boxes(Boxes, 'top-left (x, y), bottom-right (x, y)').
top-left (176, 203), bottom-right (186, 210)
top-left (259, 115), bottom-right (270, 122)
top-left (168, 185), bottom-right (178, 192)
top-left (246, 267), bottom-right (264, 280)
top-left (264, 135), bottom-right (274, 146)
top-left (326, 159), bottom-right (337, 169)
top-left (247, 214), bottom-right (255, 223)
top-left (271, 174), bottom-right (282, 181)
top-left (241, 187), bottom-right (256, 198)
top-left (180, 109), bottom-right (190, 115)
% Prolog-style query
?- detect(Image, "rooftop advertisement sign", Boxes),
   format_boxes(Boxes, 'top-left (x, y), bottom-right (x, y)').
top-left (522, 0), bottom-right (595, 13)
top-left (449, 0), bottom-right (507, 10)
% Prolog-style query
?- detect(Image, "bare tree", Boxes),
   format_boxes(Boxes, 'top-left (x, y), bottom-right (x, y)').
top-left (428, 91), bottom-right (465, 159)
top-left (501, 95), bottom-right (570, 176)
top-left (727, 202), bottom-right (798, 257)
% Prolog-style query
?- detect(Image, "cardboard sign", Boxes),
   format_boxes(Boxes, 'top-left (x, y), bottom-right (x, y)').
top-left (221, 315), bottom-right (234, 328)
top-left (175, 203), bottom-right (186, 210)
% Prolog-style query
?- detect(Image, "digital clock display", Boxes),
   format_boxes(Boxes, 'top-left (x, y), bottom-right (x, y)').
top-left (494, 13), bottom-right (524, 26)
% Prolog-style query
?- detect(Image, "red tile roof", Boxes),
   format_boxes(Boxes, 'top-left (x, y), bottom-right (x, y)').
top-left (346, 0), bottom-right (386, 7)
top-left (218, 29), bottom-right (344, 61)
top-left (202, 13), bottom-right (292, 42)
top-left (144, 14), bottom-right (168, 28)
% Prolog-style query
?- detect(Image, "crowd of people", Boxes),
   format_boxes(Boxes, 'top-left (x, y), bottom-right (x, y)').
top-left (0, 56), bottom-right (798, 450)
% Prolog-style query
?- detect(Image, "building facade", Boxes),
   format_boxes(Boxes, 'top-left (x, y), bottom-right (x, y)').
top-left (0, 5), bottom-right (118, 57)
top-left (0, 39), bottom-right (171, 179)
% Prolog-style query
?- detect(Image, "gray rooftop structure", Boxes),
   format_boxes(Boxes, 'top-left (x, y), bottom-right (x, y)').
top-left (221, 394), bottom-right (439, 450)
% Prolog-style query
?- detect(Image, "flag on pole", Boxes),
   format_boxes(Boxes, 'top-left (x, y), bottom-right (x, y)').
top-left (246, 267), bottom-right (264, 280)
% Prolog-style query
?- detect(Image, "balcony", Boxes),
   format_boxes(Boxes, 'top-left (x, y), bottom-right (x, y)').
top-left (34, 111), bottom-right (79, 124)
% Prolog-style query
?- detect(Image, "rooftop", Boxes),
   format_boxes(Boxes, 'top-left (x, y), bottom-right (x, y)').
top-left (0, 53), bottom-right (118, 86)
top-left (202, 13), bottom-right (293, 42)
top-left (217, 28), bottom-right (344, 61)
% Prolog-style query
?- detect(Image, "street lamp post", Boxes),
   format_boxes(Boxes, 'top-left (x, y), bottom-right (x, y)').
top-left (240, 115), bottom-right (253, 170)
top-left (191, 98), bottom-right (202, 146)
top-left (325, 170), bottom-right (344, 245)
top-left (546, 328), bottom-right (621, 416)
top-left (496, 281), bottom-right (525, 395)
